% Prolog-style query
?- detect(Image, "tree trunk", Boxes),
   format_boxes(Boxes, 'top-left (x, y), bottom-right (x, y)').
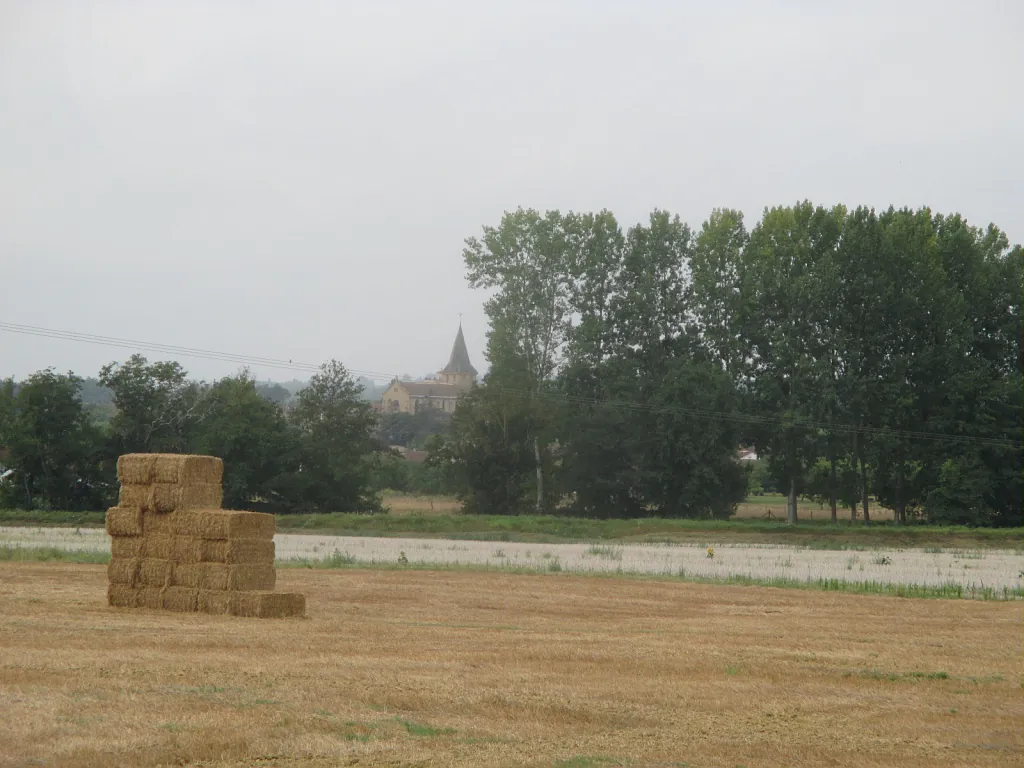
top-left (533, 436), bottom-right (543, 514)
top-left (787, 474), bottom-right (797, 525)
top-left (850, 430), bottom-right (859, 522)
top-left (828, 452), bottom-right (838, 524)
top-left (895, 460), bottom-right (905, 525)
top-left (858, 443), bottom-right (870, 526)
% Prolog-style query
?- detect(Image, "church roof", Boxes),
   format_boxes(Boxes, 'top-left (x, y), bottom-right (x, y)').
top-left (440, 324), bottom-right (478, 376)
top-left (394, 380), bottom-right (461, 398)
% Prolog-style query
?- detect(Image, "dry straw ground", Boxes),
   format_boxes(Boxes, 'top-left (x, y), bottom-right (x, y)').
top-left (1, 563), bottom-right (1021, 768)
top-left (380, 493), bottom-right (896, 521)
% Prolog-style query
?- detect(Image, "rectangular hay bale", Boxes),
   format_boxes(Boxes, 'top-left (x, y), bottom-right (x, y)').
top-left (231, 591), bottom-right (305, 619)
top-left (171, 536), bottom-right (206, 564)
top-left (190, 563), bottom-right (276, 591)
top-left (171, 563), bottom-right (204, 589)
top-left (136, 559), bottom-right (175, 587)
top-left (197, 590), bottom-right (234, 616)
top-left (133, 587), bottom-right (164, 610)
top-left (201, 538), bottom-right (275, 565)
top-left (107, 583), bottom-right (137, 608)
top-left (141, 509), bottom-right (178, 536)
top-left (105, 506), bottom-right (143, 537)
top-left (118, 454), bottom-right (223, 485)
top-left (117, 454), bottom-right (157, 485)
top-left (147, 482), bottom-right (223, 513)
top-left (110, 535), bottom-right (144, 560)
top-left (107, 557), bottom-right (140, 586)
top-left (161, 586), bottom-right (199, 613)
top-left (178, 509), bottom-right (276, 541)
top-left (118, 483), bottom-right (151, 509)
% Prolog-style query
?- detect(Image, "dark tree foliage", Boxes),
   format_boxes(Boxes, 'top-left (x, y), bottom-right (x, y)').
top-left (0, 370), bottom-right (106, 510)
top-left (1, 203), bottom-right (1019, 527)
top-left (445, 204), bottom-right (1022, 525)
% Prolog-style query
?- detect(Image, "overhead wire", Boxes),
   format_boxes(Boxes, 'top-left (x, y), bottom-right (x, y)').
top-left (0, 321), bottom-right (399, 381)
top-left (2, 320), bottom-right (1020, 449)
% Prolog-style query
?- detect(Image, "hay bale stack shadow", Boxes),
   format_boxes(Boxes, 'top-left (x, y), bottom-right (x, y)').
top-left (105, 453), bottom-right (305, 619)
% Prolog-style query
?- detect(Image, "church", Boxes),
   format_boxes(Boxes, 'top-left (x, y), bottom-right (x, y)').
top-left (379, 324), bottom-right (478, 414)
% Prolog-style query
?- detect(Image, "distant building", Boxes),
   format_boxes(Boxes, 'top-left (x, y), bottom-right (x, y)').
top-left (737, 448), bottom-right (759, 461)
top-left (379, 324), bottom-right (478, 414)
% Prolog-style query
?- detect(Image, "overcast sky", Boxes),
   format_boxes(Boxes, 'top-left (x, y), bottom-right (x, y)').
top-left (1, 1), bottom-right (1021, 384)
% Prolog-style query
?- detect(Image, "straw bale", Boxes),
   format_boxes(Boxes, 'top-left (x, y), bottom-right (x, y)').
top-left (107, 583), bottom-right (137, 608)
top-left (171, 563), bottom-right (204, 589)
top-left (106, 506), bottom-right (143, 537)
top-left (179, 509), bottom-right (276, 541)
top-left (118, 483), bottom-right (150, 509)
top-left (197, 590), bottom-right (234, 616)
top-left (232, 591), bottom-right (306, 619)
top-left (108, 583), bottom-right (200, 612)
top-left (172, 536), bottom-right (205, 564)
top-left (148, 483), bottom-right (223, 514)
top-left (195, 564), bottom-right (276, 591)
top-left (161, 587), bottom-right (199, 613)
top-left (110, 536), bottom-right (144, 560)
top-left (129, 587), bottom-right (164, 609)
top-left (137, 559), bottom-right (175, 587)
top-left (201, 538), bottom-right (275, 565)
top-left (118, 453), bottom-right (223, 485)
top-left (163, 454), bottom-right (223, 485)
top-left (228, 564), bottom-right (275, 591)
top-left (107, 557), bottom-right (140, 586)
top-left (117, 454), bottom-right (157, 485)
top-left (142, 509), bottom-right (178, 536)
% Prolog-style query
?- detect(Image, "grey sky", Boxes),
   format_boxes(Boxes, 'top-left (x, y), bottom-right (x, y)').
top-left (2, 1), bottom-right (1021, 384)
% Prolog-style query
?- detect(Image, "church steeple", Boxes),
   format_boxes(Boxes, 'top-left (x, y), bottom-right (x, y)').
top-left (440, 323), bottom-right (478, 377)
top-left (438, 323), bottom-right (477, 391)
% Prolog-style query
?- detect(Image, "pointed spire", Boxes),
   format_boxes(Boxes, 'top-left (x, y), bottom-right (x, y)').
top-left (440, 323), bottom-right (478, 376)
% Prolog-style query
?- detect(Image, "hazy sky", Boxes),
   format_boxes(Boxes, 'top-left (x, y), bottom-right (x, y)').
top-left (2, 1), bottom-right (1021, 384)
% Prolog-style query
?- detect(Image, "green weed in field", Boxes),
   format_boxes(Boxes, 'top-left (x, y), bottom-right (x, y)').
top-left (396, 718), bottom-right (455, 737)
top-left (584, 545), bottom-right (623, 560)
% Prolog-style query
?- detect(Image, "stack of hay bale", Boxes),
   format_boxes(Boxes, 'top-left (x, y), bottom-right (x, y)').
top-left (106, 453), bottom-right (305, 618)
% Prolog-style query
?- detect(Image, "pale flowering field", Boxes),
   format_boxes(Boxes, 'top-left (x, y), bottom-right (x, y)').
top-left (3, 525), bottom-right (1022, 594)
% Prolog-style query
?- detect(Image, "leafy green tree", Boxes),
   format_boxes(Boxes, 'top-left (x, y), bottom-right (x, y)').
top-left (558, 212), bottom-right (747, 519)
top-left (641, 357), bottom-right (747, 518)
top-left (442, 377), bottom-right (540, 515)
top-left (416, 434), bottom-right (461, 495)
top-left (192, 371), bottom-right (298, 510)
top-left (688, 208), bottom-right (749, 380)
top-left (741, 202), bottom-right (836, 523)
top-left (464, 208), bottom-right (574, 511)
top-left (0, 370), bottom-right (104, 509)
top-left (288, 360), bottom-right (382, 513)
top-left (255, 382), bottom-right (292, 407)
top-left (374, 409), bottom-right (451, 449)
top-left (99, 355), bottom-right (207, 454)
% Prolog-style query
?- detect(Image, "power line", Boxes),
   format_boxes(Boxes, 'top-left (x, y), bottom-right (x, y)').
top-left (3, 320), bottom-right (1020, 449)
top-left (0, 321), bottom-right (400, 381)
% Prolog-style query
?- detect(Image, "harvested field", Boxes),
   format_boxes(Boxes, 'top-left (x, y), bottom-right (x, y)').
top-left (0, 562), bottom-right (1021, 767)
top-left (3, 526), bottom-right (1022, 595)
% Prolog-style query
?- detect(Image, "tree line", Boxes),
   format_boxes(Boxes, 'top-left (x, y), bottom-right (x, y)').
top-left (2, 202), bottom-right (1020, 526)
top-left (432, 203), bottom-right (1021, 526)
top-left (0, 357), bottom-right (383, 513)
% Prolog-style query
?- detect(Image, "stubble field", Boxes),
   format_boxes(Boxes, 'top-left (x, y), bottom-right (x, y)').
top-left (1, 563), bottom-right (1021, 768)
